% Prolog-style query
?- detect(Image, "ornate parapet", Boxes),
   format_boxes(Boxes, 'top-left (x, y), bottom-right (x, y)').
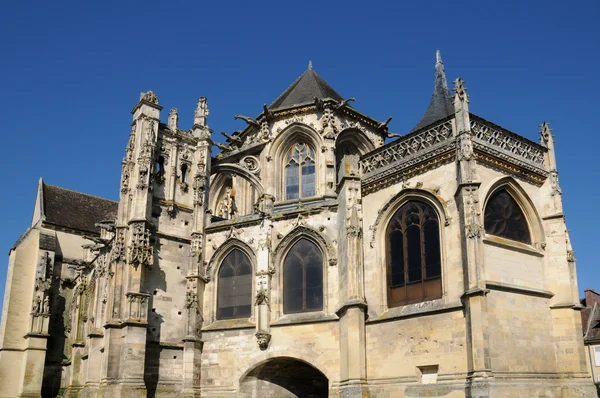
top-left (360, 118), bottom-right (454, 194)
top-left (470, 114), bottom-right (548, 183)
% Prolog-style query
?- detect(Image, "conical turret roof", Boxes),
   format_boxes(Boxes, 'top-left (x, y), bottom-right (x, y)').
top-left (411, 51), bottom-right (454, 132)
top-left (269, 62), bottom-right (344, 110)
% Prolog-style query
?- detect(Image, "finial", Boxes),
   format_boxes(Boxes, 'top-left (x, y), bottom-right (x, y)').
top-left (436, 50), bottom-right (442, 64)
top-left (194, 97), bottom-right (209, 127)
top-left (168, 108), bottom-right (178, 131)
top-left (539, 121), bottom-right (553, 146)
top-left (139, 90), bottom-right (159, 105)
top-left (453, 78), bottom-right (469, 103)
top-left (308, 60), bottom-right (313, 70)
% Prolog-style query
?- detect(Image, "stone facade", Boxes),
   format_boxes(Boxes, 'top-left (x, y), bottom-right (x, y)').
top-left (0, 53), bottom-right (595, 397)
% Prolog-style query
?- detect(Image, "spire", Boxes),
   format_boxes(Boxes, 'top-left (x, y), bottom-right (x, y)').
top-left (308, 60), bottom-right (313, 70)
top-left (411, 50), bottom-right (454, 132)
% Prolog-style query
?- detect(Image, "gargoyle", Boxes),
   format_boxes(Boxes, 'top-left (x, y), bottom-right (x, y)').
top-left (234, 115), bottom-right (260, 128)
top-left (220, 131), bottom-right (243, 144)
top-left (214, 142), bottom-right (233, 152)
top-left (387, 132), bottom-right (403, 138)
top-left (314, 96), bottom-right (324, 111)
top-left (262, 104), bottom-right (274, 120)
top-left (336, 97), bottom-right (355, 110)
top-left (378, 116), bottom-right (393, 130)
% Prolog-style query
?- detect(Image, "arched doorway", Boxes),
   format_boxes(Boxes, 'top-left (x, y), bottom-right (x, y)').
top-left (240, 357), bottom-right (329, 397)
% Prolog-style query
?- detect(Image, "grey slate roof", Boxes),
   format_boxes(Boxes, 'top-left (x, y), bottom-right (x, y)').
top-left (42, 183), bottom-right (118, 234)
top-left (411, 51), bottom-right (454, 133)
top-left (269, 64), bottom-right (344, 110)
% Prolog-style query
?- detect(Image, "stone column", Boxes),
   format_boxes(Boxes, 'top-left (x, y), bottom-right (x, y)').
top-left (255, 217), bottom-right (274, 351)
top-left (540, 122), bottom-right (589, 377)
top-left (453, 79), bottom-right (492, 396)
top-left (102, 91), bottom-right (161, 396)
top-left (336, 154), bottom-right (369, 397)
top-left (181, 97), bottom-right (212, 397)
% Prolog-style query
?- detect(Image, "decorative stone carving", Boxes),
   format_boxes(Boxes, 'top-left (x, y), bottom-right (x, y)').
top-left (110, 228), bottom-right (126, 263)
top-left (185, 290), bottom-right (198, 309)
top-left (194, 97), bottom-right (209, 127)
top-left (128, 222), bottom-right (153, 268)
top-left (465, 188), bottom-right (482, 239)
top-left (255, 331), bottom-right (271, 351)
top-left (470, 118), bottom-right (545, 168)
top-left (166, 203), bottom-right (178, 218)
top-left (567, 250), bottom-right (576, 263)
top-left (321, 106), bottom-right (337, 139)
top-left (125, 292), bottom-right (149, 321)
top-left (240, 156), bottom-right (260, 173)
top-left (260, 120), bottom-right (271, 142)
top-left (453, 78), bottom-right (468, 103)
top-left (361, 120), bottom-right (453, 180)
top-left (255, 287), bottom-right (270, 307)
top-left (140, 90), bottom-right (159, 105)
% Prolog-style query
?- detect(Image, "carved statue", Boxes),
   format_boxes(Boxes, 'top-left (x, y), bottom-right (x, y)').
top-left (43, 296), bottom-right (50, 313)
top-left (234, 114), bottom-right (260, 128)
top-left (140, 90), bottom-right (159, 105)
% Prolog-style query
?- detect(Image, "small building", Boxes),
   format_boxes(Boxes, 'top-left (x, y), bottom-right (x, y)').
top-left (581, 288), bottom-right (600, 385)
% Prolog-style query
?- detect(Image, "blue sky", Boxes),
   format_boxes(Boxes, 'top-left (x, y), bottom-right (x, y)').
top-left (0, 1), bottom-right (598, 309)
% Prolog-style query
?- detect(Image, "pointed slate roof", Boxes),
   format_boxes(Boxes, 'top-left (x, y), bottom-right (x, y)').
top-left (411, 51), bottom-right (454, 132)
top-left (269, 62), bottom-right (344, 110)
top-left (40, 180), bottom-right (118, 234)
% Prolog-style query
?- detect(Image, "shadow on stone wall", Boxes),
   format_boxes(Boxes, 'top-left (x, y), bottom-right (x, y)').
top-left (42, 260), bottom-right (67, 398)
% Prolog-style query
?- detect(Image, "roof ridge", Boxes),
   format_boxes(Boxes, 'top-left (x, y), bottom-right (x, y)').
top-left (268, 69), bottom-right (307, 109)
top-left (43, 182), bottom-right (118, 204)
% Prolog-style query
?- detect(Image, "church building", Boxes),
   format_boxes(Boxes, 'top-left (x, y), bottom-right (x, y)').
top-left (0, 52), bottom-right (594, 397)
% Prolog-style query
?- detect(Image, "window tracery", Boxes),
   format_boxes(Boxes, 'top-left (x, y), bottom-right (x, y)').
top-left (386, 201), bottom-right (442, 307)
top-left (283, 238), bottom-right (323, 313)
top-left (285, 143), bottom-right (316, 200)
top-left (216, 249), bottom-right (252, 320)
top-left (484, 189), bottom-right (531, 244)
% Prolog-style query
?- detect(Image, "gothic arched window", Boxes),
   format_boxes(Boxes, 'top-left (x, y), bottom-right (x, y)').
top-left (285, 143), bottom-right (316, 200)
top-left (283, 238), bottom-right (323, 313)
top-left (386, 201), bottom-right (442, 307)
top-left (484, 189), bottom-right (531, 244)
top-left (216, 249), bottom-right (252, 320)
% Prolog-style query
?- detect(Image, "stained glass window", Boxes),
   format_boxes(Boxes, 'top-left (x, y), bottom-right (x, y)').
top-left (285, 143), bottom-right (316, 200)
top-left (283, 239), bottom-right (323, 313)
top-left (484, 190), bottom-right (531, 244)
top-left (216, 249), bottom-right (252, 320)
top-left (386, 201), bottom-right (442, 307)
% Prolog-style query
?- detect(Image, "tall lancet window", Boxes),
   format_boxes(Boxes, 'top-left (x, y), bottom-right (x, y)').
top-left (386, 201), bottom-right (442, 307)
top-left (216, 249), bottom-right (252, 320)
top-left (285, 143), bottom-right (315, 200)
top-left (484, 190), bottom-right (531, 244)
top-left (283, 239), bottom-right (323, 313)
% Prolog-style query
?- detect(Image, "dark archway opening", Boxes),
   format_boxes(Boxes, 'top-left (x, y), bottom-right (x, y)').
top-left (240, 357), bottom-right (328, 398)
